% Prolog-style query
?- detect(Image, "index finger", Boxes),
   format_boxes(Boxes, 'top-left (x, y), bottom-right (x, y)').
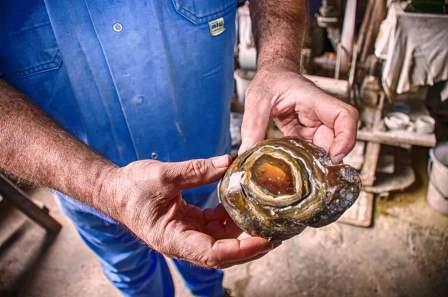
top-left (312, 93), bottom-right (358, 162)
top-left (329, 106), bottom-right (358, 162)
top-left (239, 90), bottom-right (272, 155)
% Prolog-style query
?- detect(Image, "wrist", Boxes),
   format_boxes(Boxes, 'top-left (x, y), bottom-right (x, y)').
top-left (253, 63), bottom-right (312, 91)
top-left (257, 56), bottom-right (299, 73)
top-left (92, 162), bottom-right (123, 220)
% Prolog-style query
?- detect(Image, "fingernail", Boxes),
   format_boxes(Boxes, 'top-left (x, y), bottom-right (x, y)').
top-left (332, 154), bottom-right (344, 163)
top-left (238, 145), bottom-right (247, 156)
top-left (211, 155), bottom-right (231, 168)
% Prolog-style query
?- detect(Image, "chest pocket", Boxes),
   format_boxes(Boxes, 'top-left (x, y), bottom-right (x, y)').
top-left (0, 22), bottom-right (61, 78)
top-left (171, 0), bottom-right (237, 24)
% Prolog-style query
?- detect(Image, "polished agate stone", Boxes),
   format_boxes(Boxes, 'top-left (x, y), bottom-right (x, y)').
top-left (218, 137), bottom-right (361, 240)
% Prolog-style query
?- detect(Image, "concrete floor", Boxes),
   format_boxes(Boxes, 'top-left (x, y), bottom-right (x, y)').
top-left (0, 149), bottom-right (447, 297)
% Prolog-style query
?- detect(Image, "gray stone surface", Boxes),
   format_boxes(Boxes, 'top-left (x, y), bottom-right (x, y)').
top-left (0, 150), bottom-right (447, 297)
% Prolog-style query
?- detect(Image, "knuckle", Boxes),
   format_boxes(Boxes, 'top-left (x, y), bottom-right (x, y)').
top-left (346, 105), bottom-right (359, 119)
top-left (187, 160), bottom-right (209, 178)
top-left (151, 164), bottom-right (167, 182)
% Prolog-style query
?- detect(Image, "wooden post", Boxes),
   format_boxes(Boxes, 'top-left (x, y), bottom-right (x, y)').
top-left (336, 0), bottom-right (357, 78)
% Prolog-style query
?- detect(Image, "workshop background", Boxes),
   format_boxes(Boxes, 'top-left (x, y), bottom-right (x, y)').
top-left (1, 0), bottom-right (448, 296)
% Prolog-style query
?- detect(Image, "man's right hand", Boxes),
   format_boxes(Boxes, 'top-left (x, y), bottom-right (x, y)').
top-left (98, 155), bottom-right (277, 268)
top-left (0, 81), bottom-right (275, 269)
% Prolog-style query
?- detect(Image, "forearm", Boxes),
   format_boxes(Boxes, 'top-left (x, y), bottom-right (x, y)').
top-left (0, 80), bottom-right (117, 214)
top-left (249, 0), bottom-right (308, 71)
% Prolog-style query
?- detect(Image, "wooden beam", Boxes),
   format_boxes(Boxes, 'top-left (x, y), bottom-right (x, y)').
top-left (357, 129), bottom-right (436, 147)
top-left (304, 75), bottom-right (349, 98)
top-left (0, 174), bottom-right (62, 234)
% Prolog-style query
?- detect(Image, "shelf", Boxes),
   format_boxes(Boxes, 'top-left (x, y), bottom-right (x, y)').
top-left (357, 129), bottom-right (436, 147)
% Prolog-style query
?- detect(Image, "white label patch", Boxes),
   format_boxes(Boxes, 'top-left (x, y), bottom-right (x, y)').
top-left (208, 17), bottom-right (225, 36)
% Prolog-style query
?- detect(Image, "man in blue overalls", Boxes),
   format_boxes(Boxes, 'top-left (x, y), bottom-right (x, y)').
top-left (0, 0), bottom-right (358, 296)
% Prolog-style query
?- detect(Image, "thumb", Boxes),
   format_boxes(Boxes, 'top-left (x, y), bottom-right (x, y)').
top-left (239, 94), bottom-right (272, 155)
top-left (163, 155), bottom-right (231, 189)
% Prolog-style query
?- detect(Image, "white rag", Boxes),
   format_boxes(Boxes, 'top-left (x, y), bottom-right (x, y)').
top-left (375, 2), bottom-right (448, 101)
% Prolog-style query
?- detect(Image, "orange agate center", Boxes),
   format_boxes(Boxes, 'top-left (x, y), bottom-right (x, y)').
top-left (252, 155), bottom-right (295, 196)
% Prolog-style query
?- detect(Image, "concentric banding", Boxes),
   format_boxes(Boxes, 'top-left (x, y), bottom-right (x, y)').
top-left (240, 145), bottom-right (311, 208)
top-left (218, 137), bottom-right (361, 240)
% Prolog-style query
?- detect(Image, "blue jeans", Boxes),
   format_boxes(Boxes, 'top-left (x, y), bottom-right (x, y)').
top-left (55, 190), bottom-right (224, 297)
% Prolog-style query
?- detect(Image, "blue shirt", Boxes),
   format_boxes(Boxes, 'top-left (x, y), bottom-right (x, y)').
top-left (0, 0), bottom-right (236, 216)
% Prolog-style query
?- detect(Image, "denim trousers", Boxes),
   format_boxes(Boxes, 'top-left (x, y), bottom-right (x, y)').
top-left (55, 190), bottom-right (224, 297)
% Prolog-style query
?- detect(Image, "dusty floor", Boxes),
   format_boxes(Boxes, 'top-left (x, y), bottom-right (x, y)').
top-left (0, 148), bottom-right (447, 297)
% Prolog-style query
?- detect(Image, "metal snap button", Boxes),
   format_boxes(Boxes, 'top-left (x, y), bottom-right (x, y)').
top-left (112, 22), bottom-right (123, 32)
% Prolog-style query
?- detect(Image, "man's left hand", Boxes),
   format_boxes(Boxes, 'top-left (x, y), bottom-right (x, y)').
top-left (239, 64), bottom-right (359, 163)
